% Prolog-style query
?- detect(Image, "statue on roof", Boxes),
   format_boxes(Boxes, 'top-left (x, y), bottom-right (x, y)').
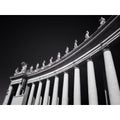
top-left (36, 63), bottom-right (39, 69)
top-left (30, 66), bottom-right (33, 72)
top-left (85, 30), bottom-right (90, 40)
top-left (42, 60), bottom-right (46, 69)
top-left (57, 52), bottom-right (61, 61)
top-left (49, 57), bottom-right (53, 66)
top-left (65, 46), bottom-right (69, 55)
top-left (99, 17), bottom-right (106, 26)
top-left (14, 67), bottom-right (19, 75)
top-left (21, 62), bottom-right (27, 73)
top-left (74, 40), bottom-right (78, 48)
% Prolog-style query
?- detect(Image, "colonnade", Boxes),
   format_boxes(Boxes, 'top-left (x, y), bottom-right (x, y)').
top-left (3, 48), bottom-right (120, 105)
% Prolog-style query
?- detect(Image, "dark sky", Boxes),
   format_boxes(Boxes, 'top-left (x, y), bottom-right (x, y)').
top-left (0, 15), bottom-right (111, 105)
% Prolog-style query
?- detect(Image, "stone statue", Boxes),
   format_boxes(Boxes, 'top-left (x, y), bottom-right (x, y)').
top-left (30, 66), bottom-right (33, 72)
top-left (21, 62), bottom-right (27, 73)
top-left (14, 67), bottom-right (19, 75)
top-left (99, 17), bottom-right (106, 26)
top-left (42, 60), bottom-right (46, 68)
top-left (74, 40), bottom-right (78, 48)
top-left (85, 30), bottom-right (90, 40)
top-left (49, 57), bottom-right (53, 65)
top-left (57, 52), bottom-right (61, 61)
top-left (36, 63), bottom-right (39, 69)
top-left (65, 46), bottom-right (69, 54)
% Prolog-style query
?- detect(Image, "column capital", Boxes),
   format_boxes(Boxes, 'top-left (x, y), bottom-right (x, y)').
top-left (64, 71), bottom-right (68, 74)
top-left (74, 65), bottom-right (79, 69)
top-left (87, 57), bottom-right (92, 62)
top-left (103, 46), bottom-right (110, 52)
top-left (55, 75), bottom-right (58, 78)
top-left (47, 79), bottom-right (50, 81)
top-left (32, 82), bottom-right (35, 85)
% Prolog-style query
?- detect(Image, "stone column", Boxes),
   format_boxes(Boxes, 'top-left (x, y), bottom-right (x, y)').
top-left (27, 83), bottom-right (35, 105)
top-left (3, 85), bottom-right (13, 105)
top-left (57, 97), bottom-right (59, 105)
top-left (104, 89), bottom-right (108, 105)
top-left (87, 59), bottom-right (98, 105)
top-left (35, 81), bottom-right (42, 105)
top-left (16, 83), bottom-right (22, 96)
top-left (103, 48), bottom-right (120, 104)
top-left (39, 96), bottom-right (42, 105)
top-left (62, 72), bottom-right (69, 105)
top-left (74, 66), bottom-right (81, 105)
top-left (43, 79), bottom-right (50, 105)
top-left (47, 96), bottom-right (50, 105)
top-left (52, 76), bottom-right (59, 105)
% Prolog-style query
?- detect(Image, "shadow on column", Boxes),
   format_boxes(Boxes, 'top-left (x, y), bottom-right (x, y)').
top-left (80, 62), bottom-right (89, 105)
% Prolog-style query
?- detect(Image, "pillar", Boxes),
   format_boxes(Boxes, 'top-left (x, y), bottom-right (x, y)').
top-left (3, 85), bottom-right (13, 105)
top-left (57, 97), bottom-right (59, 105)
top-left (74, 66), bottom-right (81, 105)
top-left (52, 76), bottom-right (59, 105)
top-left (47, 96), bottom-right (50, 105)
top-left (62, 72), bottom-right (69, 105)
top-left (16, 83), bottom-right (22, 96)
top-left (39, 96), bottom-right (42, 105)
top-left (22, 85), bottom-right (30, 105)
top-left (103, 48), bottom-right (120, 104)
top-left (35, 81), bottom-right (42, 105)
top-left (104, 89), bottom-right (108, 105)
top-left (87, 59), bottom-right (98, 105)
top-left (27, 83), bottom-right (35, 105)
top-left (43, 79), bottom-right (50, 105)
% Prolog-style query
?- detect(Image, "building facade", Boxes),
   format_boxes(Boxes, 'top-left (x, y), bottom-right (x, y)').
top-left (3, 16), bottom-right (120, 105)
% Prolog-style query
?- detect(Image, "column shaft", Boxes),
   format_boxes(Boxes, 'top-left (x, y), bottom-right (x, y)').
top-left (35, 81), bottom-right (42, 105)
top-left (87, 59), bottom-right (98, 105)
top-left (57, 97), bottom-right (59, 105)
top-left (74, 67), bottom-right (81, 105)
top-left (43, 79), bottom-right (50, 105)
top-left (52, 76), bottom-right (59, 105)
top-left (3, 85), bottom-right (13, 105)
top-left (39, 96), bottom-right (42, 105)
top-left (62, 72), bottom-right (69, 105)
top-left (104, 90), bottom-right (108, 105)
top-left (16, 83), bottom-right (22, 96)
top-left (47, 96), bottom-right (50, 105)
top-left (27, 83), bottom-right (35, 105)
top-left (103, 49), bottom-right (120, 104)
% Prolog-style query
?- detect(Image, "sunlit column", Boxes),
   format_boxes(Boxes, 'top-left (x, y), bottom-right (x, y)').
top-left (27, 83), bottom-right (35, 105)
top-left (3, 85), bottom-right (13, 105)
top-left (74, 66), bottom-right (81, 105)
top-left (87, 59), bottom-right (98, 105)
top-left (39, 96), bottom-right (42, 105)
top-left (103, 48), bottom-right (120, 104)
top-left (62, 72), bottom-right (69, 105)
top-left (47, 96), bottom-right (50, 105)
top-left (52, 76), bottom-right (59, 105)
top-left (104, 89), bottom-right (108, 105)
top-left (16, 83), bottom-right (22, 96)
top-left (57, 97), bottom-right (59, 105)
top-left (43, 79), bottom-right (50, 105)
top-left (35, 81), bottom-right (42, 105)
